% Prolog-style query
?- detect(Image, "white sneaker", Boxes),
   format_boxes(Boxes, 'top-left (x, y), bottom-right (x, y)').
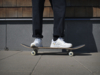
top-left (50, 37), bottom-right (72, 48)
top-left (30, 38), bottom-right (43, 47)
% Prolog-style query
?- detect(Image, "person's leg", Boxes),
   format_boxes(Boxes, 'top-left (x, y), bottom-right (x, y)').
top-left (32, 0), bottom-right (45, 38)
top-left (31, 0), bottom-right (45, 47)
top-left (50, 0), bottom-right (66, 41)
top-left (50, 0), bottom-right (72, 48)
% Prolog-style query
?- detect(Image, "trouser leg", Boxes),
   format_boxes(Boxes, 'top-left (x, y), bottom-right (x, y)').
top-left (32, 0), bottom-right (45, 38)
top-left (50, 0), bottom-right (66, 38)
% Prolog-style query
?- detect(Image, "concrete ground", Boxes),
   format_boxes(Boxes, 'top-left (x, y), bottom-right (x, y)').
top-left (0, 50), bottom-right (100, 75)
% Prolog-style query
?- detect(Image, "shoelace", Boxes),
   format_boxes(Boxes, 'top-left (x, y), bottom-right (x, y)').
top-left (34, 38), bottom-right (41, 43)
top-left (59, 37), bottom-right (64, 41)
top-left (59, 37), bottom-right (66, 43)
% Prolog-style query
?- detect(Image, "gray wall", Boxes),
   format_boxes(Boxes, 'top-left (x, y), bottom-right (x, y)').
top-left (0, 20), bottom-right (100, 53)
top-left (0, 22), bottom-right (6, 50)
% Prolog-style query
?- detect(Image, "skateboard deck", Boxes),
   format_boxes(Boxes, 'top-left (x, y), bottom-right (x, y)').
top-left (21, 44), bottom-right (85, 56)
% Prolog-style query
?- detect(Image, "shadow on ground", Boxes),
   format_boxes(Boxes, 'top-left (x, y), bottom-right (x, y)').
top-left (63, 21), bottom-right (98, 53)
top-left (36, 52), bottom-right (92, 56)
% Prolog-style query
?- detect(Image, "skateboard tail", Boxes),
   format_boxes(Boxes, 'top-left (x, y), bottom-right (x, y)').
top-left (71, 44), bottom-right (85, 50)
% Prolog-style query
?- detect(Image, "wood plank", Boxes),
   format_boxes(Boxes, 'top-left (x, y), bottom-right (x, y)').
top-left (17, 7), bottom-right (22, 17)
top-left (17, 0), bottom-right (32, 6)
top-left (66, 0), bottom-right (71, 6)
top-left (44, 0), bottom-right (51, 6)
top-left (43, 7), bottom-right (50, 17)
top-left (87, 0), bottom-right (92, 6)
top-left (86, 0), bottom-right (99, 6)
top-left (0, 7), bottom-right (100, 18)
top-left (89, 0), bottom-right (94, 6)
top-left (99, 0), bottom-right (100, 6)
top-left (0, 0), bottom-right (3, 7)
top-left (0, 8), bottom-right (6, 17)
top-left (78, 0), bottom-right (88, 6)
top-left (93, 7), bottom-right (97, 17)
top-left (96, 7), bottom-right (100, 17)
top-left (74, 7), bottom-right (86, 17)
top-left (92, 0), bottom-right (99, 6)
top-left (22, 7), bottom-right (32, 17)
top-left (49, 7), bottom-right (54, 17)
top-left (70, 0), bottom-right (80, 6)
top-left (87, 0), bottom-right (91, 6)
top-left (3, 0), bottom-right (17, 7)
top-left (6, 8), bottom-right (17, 17)
top-left (86, 7), bottom-right (93, 17)
top-left (69, 0), bottom-right (99, 6)
top-left (85, 0), bottom-right (99, 6)
top-left (68, 0), bottom-right (88, 6)
top-left (65, 7), bottom-right (74, 17)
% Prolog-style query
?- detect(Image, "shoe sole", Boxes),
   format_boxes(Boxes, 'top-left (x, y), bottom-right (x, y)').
top-left (50, 44), bottom-right (73, 48)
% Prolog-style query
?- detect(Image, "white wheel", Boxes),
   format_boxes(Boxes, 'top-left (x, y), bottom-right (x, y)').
top-left (31, 51), bottom-right (36, 56)
top-left (69, 51), bottom-right (74, 57)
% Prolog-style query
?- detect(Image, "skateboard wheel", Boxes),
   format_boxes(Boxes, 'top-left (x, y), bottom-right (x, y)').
top-left (69, 51), bottom-right (74, 57)
top-left (31, 51), bottom-right (36, 56)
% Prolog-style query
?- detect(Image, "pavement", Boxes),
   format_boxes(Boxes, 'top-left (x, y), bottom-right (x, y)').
top-left (0, 50), bottom-right (100, 75)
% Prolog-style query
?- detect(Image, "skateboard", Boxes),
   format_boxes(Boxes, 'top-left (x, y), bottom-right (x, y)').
top-left (21, 44), bottom-right (85, 56)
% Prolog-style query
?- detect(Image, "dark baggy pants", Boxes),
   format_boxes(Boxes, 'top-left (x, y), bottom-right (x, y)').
top-left (32, 0), bottom-right (66, 38)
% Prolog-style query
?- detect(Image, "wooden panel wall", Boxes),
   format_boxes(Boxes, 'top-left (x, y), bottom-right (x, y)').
top-left (0, 0), bottom-right (100, 18)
